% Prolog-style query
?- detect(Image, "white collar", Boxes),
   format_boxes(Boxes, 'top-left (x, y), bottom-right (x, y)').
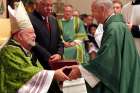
top-left (22, 46), bottom-right (30, 56)
top-left (42, 16), bottom-right (45, 20)
top-left (104, 13), bottom-right (115, 23)
top-left (42, 16), bottom-right (49, 23)
top-left (62, 16), bottom-right (74, 21)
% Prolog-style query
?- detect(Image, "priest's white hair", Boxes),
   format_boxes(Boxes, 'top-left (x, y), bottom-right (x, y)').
top-left (94, 0), bottom-right (113, 10)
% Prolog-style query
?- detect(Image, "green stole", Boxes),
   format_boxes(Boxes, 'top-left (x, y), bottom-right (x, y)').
top-left (58, 17), bottom-right (89, 63)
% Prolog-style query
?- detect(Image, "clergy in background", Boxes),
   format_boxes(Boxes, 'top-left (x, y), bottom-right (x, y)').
top-left (58, 5), bottom-right (89, 64)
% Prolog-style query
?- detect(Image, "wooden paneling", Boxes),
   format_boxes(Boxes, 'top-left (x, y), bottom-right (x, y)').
top-left (0, 0), bottom-right (7, 18)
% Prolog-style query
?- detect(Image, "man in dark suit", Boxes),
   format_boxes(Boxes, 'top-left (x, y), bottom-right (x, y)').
top-left (29, 0), bottom-right (64, 93)
top-left (29, 0), bottom-right (64, 69)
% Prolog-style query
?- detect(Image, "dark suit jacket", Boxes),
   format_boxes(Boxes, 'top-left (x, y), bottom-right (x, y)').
top-left (29, 11), bottom-right (64, 69)
top-left (131, 25), bottom-right (140, 38)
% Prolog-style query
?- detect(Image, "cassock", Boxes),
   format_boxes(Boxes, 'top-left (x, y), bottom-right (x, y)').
top-left (81, 14), bottom-right (140, 93)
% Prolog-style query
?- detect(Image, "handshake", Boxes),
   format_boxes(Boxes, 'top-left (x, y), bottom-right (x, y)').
top-left (53, 65), bottom-right (81, 81)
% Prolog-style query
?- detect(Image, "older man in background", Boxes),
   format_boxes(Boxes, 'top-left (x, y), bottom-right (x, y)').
top-left (29, 1), bottom-right (65, 92)
top-left (68, 0), bottom-right (140, 93)
top-left (29, 0), bottom-right (64, 69)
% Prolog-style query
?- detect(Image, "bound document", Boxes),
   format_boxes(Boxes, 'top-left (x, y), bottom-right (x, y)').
top-left (49, 60), bottom-right (78, 75)
top-left (50, 60), bottom-right (78, 70)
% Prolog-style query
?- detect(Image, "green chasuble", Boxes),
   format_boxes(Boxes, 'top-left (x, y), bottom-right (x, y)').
top-left (58, 17), bottom-right (89, 63)
top-left (82, 14), bottom-right (140, 93)
top-left (0, 40), bottom-right (43, 93)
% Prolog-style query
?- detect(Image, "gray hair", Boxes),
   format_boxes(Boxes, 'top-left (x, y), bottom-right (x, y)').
top-left (95, 0), bottom-right (113, 10)
top-left (34, 0), bottom-right (43, 3)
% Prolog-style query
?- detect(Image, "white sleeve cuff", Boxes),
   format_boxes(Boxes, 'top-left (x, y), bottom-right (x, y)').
top-left (79, 65), bottom-right (100, 88)
top-left (18, 70), bottom-right (55, 93)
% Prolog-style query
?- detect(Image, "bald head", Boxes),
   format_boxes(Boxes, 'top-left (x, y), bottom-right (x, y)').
top-left (91, 0), bottom-right (114, 23)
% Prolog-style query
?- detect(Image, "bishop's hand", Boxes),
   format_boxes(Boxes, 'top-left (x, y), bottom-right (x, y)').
top-left (67, 65), bottom-right (81, 80)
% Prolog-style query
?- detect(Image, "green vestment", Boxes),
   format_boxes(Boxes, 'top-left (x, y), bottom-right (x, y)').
top-left (58, 17), bottom-right (89, 63)
top-left (0, 40), bottom-right (43, 93)
top-left (82, 14), bottom-right (140, 93)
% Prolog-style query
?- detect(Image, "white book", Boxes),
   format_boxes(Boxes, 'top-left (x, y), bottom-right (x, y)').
top-left (63, 78), bottom-right (87, 93)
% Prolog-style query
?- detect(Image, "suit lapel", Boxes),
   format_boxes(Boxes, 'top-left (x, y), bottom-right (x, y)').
top-left (32, 11), bottom-right (51, 39)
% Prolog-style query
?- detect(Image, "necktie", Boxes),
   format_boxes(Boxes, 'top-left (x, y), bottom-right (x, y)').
top-left (44, 17), bottom-right (51, 32)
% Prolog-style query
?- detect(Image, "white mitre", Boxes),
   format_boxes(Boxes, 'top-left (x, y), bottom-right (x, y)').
top-left (8, 1), bottom-right (34, 35)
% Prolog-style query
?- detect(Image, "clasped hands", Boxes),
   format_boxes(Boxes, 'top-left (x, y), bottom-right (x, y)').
top-left (48, 54), bottom-right (81, 81)
top-left (54, 65), bottom-right (81, 82)
top-left (64, 41), bottom-right (80, 48)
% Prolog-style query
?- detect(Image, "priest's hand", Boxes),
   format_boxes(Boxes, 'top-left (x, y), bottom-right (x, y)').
top-left (127, 22), bottom-right (133, 31)
top-left (49, 54), bottom-right (61, 63)
top-left (64, 42), bottom-right (72, 47)
top-left (68, 65), bottom-right (81, 80)
top-left (64, 42), bottom-right (77, 47)
top-left (70, 42), bottom-right (78, 47)
top-left (54, 67), bottom-right (70, 81)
